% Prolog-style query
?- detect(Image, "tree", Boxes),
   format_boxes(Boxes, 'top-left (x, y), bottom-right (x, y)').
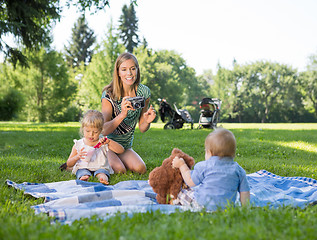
top-left (135, 48), bottom-right (200, 109)
top-left (78, 22), bottom-right (125, 111)
top-left (300, 54), bottom-right (317, 119)
top-left (199, 69), bottom-right (213, 86)
top-left (118, 3), bottom-right (139, 53)
top-left (238, 61), bottom-right (300, 123)
top-left (210, 64), bottom-right (238, 122)
top-left (0, 0), bottom-right (110, 67)
top-left (211, 61), bottom-right (310, 123)
top-left (0, 88), bottom-right (24, 120)
top-left (64, 14), bottom-right (96, 68)
top-left (2, 47), bottom-right (75, 122)
top-left (0, 0), bottom-right (60, 67)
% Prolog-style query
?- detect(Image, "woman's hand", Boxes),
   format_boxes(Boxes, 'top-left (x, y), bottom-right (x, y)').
top-left (120, 97), bottom-right (134, 118)
top-left (143, 105), bottom-right (156, 124)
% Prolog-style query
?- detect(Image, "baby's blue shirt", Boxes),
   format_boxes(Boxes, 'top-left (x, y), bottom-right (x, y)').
top-left (191, 156), bottom-right (250, 210)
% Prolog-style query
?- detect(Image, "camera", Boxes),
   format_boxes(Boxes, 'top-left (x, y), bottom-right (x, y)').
top-left (126, 96), bottom-right (145, 109)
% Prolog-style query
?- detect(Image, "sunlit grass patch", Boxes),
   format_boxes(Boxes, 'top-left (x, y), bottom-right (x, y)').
top-left (276, 141), bottom-right (317, 153)
top-left (0, 121), bottom-right (80, 132)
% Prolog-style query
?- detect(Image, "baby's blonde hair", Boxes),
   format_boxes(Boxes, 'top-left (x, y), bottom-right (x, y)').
top-left (205, 128), bottom-right (236, 157)
top-left (79, 110), bottom-right (104, 137)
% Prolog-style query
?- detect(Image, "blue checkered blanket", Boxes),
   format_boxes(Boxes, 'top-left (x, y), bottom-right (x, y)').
top-left (6, 170), bottom-right (317, 224)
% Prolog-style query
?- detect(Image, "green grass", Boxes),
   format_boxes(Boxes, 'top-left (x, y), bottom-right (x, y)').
top-left (1, 122), bottom-right (317, 239)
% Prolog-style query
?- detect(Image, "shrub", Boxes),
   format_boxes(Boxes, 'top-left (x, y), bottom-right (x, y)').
top-left (0, 88), bottom-right (24, 120)
top-left (55, 105), bottom-right (82, 122)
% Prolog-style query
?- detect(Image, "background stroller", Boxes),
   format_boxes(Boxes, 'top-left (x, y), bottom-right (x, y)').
top-left (158, 98), bottom-right (194, 129)
top-left (198, 97), bottom-right (222, 129)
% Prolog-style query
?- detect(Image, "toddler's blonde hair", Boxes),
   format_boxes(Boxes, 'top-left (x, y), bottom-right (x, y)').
top-left (79, 110), bottom-right (104, 137)
top-left (205, 128), bottom-right (236, 157)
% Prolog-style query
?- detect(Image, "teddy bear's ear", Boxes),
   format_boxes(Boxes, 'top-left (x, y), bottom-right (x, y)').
top-left (172, 148), bottom-right (182, 155)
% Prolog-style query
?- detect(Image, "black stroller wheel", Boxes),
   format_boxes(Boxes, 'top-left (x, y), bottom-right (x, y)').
top-left (173, 120), bottom-right (183, 129)
top-left (164, 122), bottom-right (175, 129)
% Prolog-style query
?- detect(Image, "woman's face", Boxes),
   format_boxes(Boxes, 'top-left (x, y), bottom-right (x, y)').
top-left (118, 59), bottom-right (138, 87)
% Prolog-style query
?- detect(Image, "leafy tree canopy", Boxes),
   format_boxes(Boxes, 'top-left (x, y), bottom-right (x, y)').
top-left (0, 0), bottom-right (110, 67)
top-left (1, 46), bottom-right (75, 122)
top-left (212, 61), bottom-right (309, 123)
top-left (299, 54), bottom-right (317, 118)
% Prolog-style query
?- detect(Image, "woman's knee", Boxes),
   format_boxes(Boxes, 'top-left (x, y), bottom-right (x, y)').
top-left (138, 165), bottom-right (147, 174)
top-left (131, 162), bottom-right (147, 174)
top-left (111, 162), bottom-right (127, 174)
top-left (115, 166), bottom-right (127, 174)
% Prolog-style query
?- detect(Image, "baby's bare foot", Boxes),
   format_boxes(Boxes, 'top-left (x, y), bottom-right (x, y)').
top-left (80, 175), bottom-right (89, 181)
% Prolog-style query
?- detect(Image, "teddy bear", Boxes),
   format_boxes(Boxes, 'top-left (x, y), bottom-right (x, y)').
top-left (149, 148), bottom-right (195, 204)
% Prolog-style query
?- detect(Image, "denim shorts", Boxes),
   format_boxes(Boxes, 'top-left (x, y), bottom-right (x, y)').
top-left (76, 168), bottom-right (110, 180)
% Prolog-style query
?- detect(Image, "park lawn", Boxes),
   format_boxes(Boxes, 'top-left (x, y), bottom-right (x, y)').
top-left (0, 122), bottom-right (317, 239)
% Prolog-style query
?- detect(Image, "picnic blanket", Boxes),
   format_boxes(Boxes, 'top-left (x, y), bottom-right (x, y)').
top-left (6, 170), bottom-right (317, 224)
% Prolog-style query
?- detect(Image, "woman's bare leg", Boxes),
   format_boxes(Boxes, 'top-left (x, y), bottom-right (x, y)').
top-left (119, 149), bottom-right (146, 174)
top-left (107, 150), bottom-right (127, 173)
top-left (108, 149), bottom-right (146, 174)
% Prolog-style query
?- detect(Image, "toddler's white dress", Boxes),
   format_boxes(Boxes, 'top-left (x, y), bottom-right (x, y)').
top-left (71, 139), bottom-right (114, 175)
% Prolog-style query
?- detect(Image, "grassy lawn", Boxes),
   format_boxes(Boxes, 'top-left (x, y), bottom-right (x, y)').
top-left (1, 122), bottom-right (317, 239)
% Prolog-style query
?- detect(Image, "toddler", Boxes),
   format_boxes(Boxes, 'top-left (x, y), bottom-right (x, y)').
top-left (172, 128), bottom-right (250, 210)
top-left (67, 110), bottom-right (124, 184)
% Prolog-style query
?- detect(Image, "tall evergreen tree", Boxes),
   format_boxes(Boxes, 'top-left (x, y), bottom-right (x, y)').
top-left (78, 22), bottom-right (125, 110)
top-left (64, 14), bottom-right (96, 68)
top-left (118, 3), bottom-right (139, 53)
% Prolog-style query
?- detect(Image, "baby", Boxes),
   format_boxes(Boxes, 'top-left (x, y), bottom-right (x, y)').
top-left (172, 128), bottom-right (250, 210)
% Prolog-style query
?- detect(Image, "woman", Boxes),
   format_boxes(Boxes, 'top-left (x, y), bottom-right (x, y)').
top-left (101, 52), bottom-right (156, 174)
